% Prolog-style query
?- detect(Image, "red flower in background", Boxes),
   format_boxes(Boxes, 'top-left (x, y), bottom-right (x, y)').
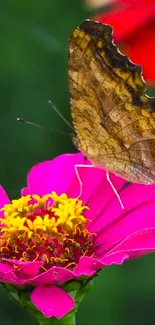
top-left (94, 0), bottom-right (155, 83)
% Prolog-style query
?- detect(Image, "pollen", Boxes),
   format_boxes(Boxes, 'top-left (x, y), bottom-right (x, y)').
top-left (0, 192), bottom-right (96, 270)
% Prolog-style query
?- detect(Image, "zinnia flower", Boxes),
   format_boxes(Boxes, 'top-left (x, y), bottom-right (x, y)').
top-left (94, 0), bottom-right (155, 83)
top-left (1, 153), bottom-right (155, 321)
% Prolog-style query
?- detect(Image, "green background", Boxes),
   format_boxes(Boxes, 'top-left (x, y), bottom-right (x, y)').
top-left (0, 1), bottom-right (155, 324)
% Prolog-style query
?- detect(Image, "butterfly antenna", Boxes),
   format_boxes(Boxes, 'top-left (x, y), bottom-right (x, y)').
top-left (48, 100), bottom-right (74, 131)
top-left (17, 118), bottom-right (71, 137)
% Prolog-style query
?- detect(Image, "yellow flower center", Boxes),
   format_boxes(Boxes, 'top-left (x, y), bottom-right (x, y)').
top-left (0, 192), bottom-right (96, 270)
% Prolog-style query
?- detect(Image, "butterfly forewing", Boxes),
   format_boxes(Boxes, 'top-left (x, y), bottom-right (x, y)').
top-left (68, 19), bottom-right (155, 184)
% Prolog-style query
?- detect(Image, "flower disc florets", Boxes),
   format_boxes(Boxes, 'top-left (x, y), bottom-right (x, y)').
top-left (0, 191), bottom-right (96, 270)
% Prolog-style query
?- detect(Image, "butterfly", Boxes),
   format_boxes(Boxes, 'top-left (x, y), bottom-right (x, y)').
top-left (68, 19), bottom-right (155, 185)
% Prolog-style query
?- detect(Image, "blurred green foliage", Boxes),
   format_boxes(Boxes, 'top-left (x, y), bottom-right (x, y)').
top-left (1, 1), bottom-right (155, 324)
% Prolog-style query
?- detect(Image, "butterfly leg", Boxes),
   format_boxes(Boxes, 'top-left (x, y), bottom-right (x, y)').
top-left (75, 164), bottom-right (125, 210)
top-left (106, 171), bottom-right (125, 210)
top-left (74, 164), bottom-right (96, 198)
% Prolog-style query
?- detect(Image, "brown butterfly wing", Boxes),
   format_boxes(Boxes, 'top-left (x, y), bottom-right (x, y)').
top-left (68, 19), bottom-right (155, 183)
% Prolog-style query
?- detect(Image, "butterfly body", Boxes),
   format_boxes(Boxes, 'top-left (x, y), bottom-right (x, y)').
top-left (68, 19), bottom-right (155, 184)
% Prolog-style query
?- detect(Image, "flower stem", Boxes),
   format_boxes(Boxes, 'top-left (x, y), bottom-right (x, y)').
top-left (37, 313), bottom-right (76, 325)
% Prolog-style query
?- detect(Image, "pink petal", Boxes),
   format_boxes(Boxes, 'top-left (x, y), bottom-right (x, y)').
top-left (86, 172), bottom-right (125, 222)
top-left (74, 256), bottom-right (104, 276)
top-left (31, 285), bottom-right (75, 318)
top-left (30, 266), bottom-right (74, 286)
top-left (2, 259), bottom-right (43, 278)
top-left (68, 161), bottom-right (106, 205)
top-left (101, 252), bottom-right (129, 265)
top-left (0, 186), bottom-right (10, 217)
top-left (104, 228), bottom-right (155, 261)
top-left (21, 187), bottom-right (30, 196)
top-left (27, 153), bottom-right (84, 196)
top-left (16, 261), bottom-right (43, 278)
top-left (0, 262), bottom-right (14, 273)
top-left (95, 184), bottom-right (155, 255)
top-left (101, 228), bottom-right (155, 266)
top-left (0, 271), bottom-right (26, 285)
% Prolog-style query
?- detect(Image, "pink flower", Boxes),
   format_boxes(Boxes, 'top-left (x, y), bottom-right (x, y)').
top-left (1, 153), bottom-right (155, 318)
